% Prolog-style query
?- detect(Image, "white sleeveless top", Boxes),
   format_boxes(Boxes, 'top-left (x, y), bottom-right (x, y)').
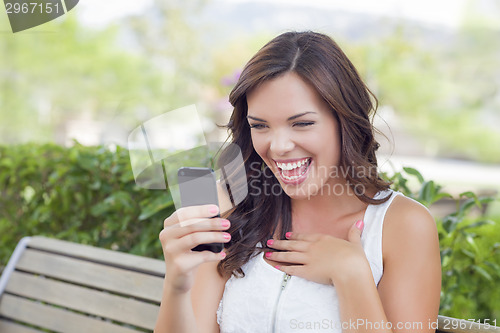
top-left (216, 190), bottom-right (401, 333)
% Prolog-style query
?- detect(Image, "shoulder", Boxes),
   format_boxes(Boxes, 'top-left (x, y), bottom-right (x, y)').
top-left (382, 194), bottom-right (439, 259)
top-left (385, 193), bottom-right (436, 229)
top-left (386, 193), bottom-right (434, 221)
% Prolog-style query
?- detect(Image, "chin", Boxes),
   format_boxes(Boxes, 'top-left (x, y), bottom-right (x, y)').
top-left (278, 179), bottom-right (321, 200)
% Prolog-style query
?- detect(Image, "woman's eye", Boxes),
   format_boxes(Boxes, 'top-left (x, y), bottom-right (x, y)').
top-left (293, 121), bottom-right (315, 127)
top-left (249, 123), bottom-right (267, 129)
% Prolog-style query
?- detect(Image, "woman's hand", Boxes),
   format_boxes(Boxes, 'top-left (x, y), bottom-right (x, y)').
top-left (264, 220), bottom-right (369, 286)
top-left (159, 204), bottom-right (231, 294)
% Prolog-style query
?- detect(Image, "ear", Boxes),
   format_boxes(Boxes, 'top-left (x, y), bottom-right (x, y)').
top-left (347, 220), bottom-right (364, 244)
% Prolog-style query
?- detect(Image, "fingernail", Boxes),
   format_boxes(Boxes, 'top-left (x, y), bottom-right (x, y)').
top-left (265, 252), bottom-right (272, 259)
top-left (355, 220), bottom-right (364, 230)
top-left (267, 239), bottom-right (274, 246)
top-left (274, 265), bottom-right (281, 270)
top-left (285, 232), bottom-right (292, 239)
top-left (221, 219), bottom-right (230, 227)
top-left (209, 205), bottom-right (219, 215)
top-left (220, 251), bottom-right (226, 259)
top-left (223, 233), bottom-right (231, 240)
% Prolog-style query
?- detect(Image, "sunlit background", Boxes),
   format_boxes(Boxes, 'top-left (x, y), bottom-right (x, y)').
top-left (1, 0), bottom-right (499, 195)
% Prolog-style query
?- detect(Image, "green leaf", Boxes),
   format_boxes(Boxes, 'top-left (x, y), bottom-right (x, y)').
top-left (434, 192), bottom-right (453, 201)
top-left (459, 191), bottom-right (482, 208)
top-left (458, 198), bottom-right (479, 216)
top-left (465, 235), bottom-right (480, 254)
top-left (471, 265), bottom-right (493, 282)
top-left (459, 220), bottom-right (495, 231)
top-left (403, 166), bottom-right (425, 183)
top-left (460, 248), bottom-right (475, 259)
top-left (442, 255), bottom-right (451, 267)
top-left (138, 193), bottom-right (174, 221)
top-left (419, 180), bottom-right (436, 206)
top-left (484, 261), bottom-right (500, 276)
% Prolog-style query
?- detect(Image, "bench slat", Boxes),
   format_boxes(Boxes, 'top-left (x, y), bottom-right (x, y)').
top-left (0, 319), bottom-right (44, 333)
top-left (0, 294), bottom-right (141, 333)
top-left (16, 249), bottom-right (163, 303)
top-left (27, 236), bottom-right (165, 276)
top-left (5, 271), bottom-right (159, 330)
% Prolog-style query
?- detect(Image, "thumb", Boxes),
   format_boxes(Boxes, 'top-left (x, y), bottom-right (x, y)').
top-left (347, 220), bottom-right (364, 244)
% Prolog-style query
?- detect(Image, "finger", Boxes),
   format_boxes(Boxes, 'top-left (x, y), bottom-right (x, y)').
top-left (170, 250), bottom-right (227, 275)
top-left (274, 263), bottom-right (301, 277)
top-left (264, 250), bottom-right (308, 265)
top-left (347, 220), bottom-right (364, 244)
top-left (164, 204), bottom-right (219, 228)
top-left (163, 217), bottom-right (230, 240)
top-left (172, 230), bottom-right (231, 254)
top-left (284, 232), bottom-right (320, 242)
top-left (263, 257), bottom-right (292, 269)
top-left (266, 238), bottom-right (309, 252)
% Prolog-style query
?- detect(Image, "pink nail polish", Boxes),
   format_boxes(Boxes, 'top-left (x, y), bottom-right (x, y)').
top-left (355, 220), bottom-right (364, 230)
top-left (209, 206), bottom-right (219, 214)
top-left (265, 252), bottom-right (272, 259)
top-left (267, 239), bottom-right (274, 246)
top-left (274, 265), bottom-right (281, 270)
top-left (223, 233), bottom-right (231, 240)
top-left (285, 232), bottom-right (292, 239)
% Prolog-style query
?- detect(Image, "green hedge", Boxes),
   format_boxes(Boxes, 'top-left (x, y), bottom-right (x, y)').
top-left (0, 143), bottom-right (498, 321)
top-left (386, 168), bottom-right (500, 321)
top-left (0, 143), bottom-right (174, 262)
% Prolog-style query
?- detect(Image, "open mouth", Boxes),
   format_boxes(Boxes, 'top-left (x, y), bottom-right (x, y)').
top-left (275, 157), bottom-right (312, 183)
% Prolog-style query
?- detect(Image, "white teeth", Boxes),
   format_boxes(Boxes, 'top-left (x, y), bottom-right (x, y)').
top-left (277, 158), bottom-right (310, 171)
top-left (281, 166), bottom-right (309, 180)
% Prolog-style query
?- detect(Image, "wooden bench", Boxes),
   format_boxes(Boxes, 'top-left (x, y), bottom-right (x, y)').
top-left (0, 236), bottom-right (165, 333)
top-left (0, 236), bottom-right (498, 333)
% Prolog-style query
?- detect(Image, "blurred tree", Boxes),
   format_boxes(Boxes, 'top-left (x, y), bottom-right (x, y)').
top-left (123, 0), bottom-right (210, 110)
top-left (0, 14), bottom-right (165, 144)
top-left (0, 0), bottom-right (212, 145)
top-left (347, 14), bottom-right (500, 163)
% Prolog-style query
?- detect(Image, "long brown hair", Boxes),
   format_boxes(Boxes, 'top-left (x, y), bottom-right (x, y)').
top-left (217, 31), bottom-right (391, 278)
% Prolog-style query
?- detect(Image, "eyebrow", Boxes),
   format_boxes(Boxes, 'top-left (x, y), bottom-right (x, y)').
top-left (247, 111), bottom-right (316, 122)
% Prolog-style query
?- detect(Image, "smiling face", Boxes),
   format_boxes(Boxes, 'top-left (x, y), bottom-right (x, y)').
top-left (247, 72), bottom-right (342, 200)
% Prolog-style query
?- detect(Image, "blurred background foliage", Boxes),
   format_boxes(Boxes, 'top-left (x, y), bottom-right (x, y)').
top-left (0, 0), bottom-right (499, 161)
top-left (0, 0), bottom-right (499, 323)
top-left (0, 0), bottom-right (499, 162)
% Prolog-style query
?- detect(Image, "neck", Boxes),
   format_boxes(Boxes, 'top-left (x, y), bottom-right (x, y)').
top-left (292, 185), bottom-right (359, 216)
top-left (290, 181), bottom-right (372, 234)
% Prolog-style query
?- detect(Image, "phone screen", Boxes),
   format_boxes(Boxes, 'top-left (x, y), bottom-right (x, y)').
top-left (177, 167), bottom-right (223, 253)
top-left (178, 167), bottom-right (219, 208)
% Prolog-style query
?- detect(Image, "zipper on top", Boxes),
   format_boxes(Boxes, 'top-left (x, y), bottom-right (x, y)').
top-left (271, 273), bottom-right (291, 333)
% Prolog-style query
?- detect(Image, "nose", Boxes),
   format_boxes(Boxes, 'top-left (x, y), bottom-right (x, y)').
top-left (269, 129), bottom-right (294, 156)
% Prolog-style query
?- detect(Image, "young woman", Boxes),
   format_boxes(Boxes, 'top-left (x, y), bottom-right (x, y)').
top-left (155, 31), bottom-right (441, 333)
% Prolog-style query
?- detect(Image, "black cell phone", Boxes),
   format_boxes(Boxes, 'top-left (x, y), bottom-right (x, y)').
top-left (177, 167), bottom-right (224, 253)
